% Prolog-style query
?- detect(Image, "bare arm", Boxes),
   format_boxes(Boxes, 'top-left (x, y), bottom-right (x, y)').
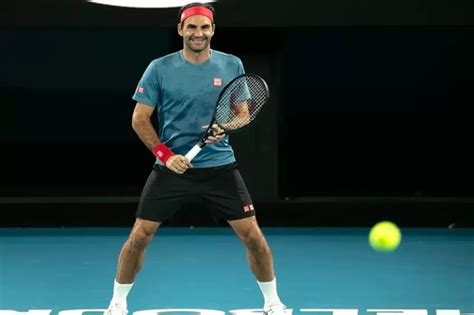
top-left (232, 100), bottom-right (250, 127)
top-left (203, 101), bottom-right (250, 145)
top-left (218, 100), bottom-right (250, 131)
top-left (132, 102), bottom-right (192, 173)
top-left (131, 103), bottom-right (160, 152)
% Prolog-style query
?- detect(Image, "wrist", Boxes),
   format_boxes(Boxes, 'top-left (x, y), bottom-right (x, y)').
top-left (153, 143), bottom-right (174, 164)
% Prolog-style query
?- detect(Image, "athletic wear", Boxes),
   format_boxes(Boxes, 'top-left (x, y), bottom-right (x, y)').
top-left (132, 50), bottom-right (245, 168)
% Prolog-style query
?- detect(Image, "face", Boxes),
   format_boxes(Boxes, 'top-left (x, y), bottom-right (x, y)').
top-left (178, 15), bottom-right (215, 53)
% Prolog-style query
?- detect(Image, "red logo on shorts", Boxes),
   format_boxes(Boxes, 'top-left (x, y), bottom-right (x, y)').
top-left (243, 204), bottom-right (254, 212)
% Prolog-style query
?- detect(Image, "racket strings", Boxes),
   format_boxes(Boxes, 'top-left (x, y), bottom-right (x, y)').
top-left (215, 76), bottom-right (268, 131)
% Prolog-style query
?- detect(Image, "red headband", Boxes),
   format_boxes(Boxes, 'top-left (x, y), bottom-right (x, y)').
top-left (180, 6), bottom-right (214, 24)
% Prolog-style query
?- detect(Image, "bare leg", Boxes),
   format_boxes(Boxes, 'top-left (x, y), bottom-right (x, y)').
top-left (104, 218), bottom-right (161, 314)
top-left (228, 216), bottom-right (274, 282)
top-left (116, 218), bottom-right (161, 283)
top-left (228, 216), bottom-right (286, 314)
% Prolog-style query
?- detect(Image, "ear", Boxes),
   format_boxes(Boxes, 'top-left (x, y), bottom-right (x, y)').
top-left (211, 23), bottom-right (216, 36)
top-left (177, 23), bottom-right (183, 37)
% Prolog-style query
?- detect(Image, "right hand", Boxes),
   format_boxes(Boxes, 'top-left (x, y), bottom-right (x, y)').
top-left (165, 154), bottom-right (193, 174)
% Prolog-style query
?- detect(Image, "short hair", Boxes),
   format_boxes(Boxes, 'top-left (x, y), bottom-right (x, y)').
top-left (178, 2), bottom-right (216, 24)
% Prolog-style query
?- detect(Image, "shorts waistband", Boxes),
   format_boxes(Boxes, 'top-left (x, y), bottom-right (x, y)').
top-left (153, 162), bottom-right (238, 173)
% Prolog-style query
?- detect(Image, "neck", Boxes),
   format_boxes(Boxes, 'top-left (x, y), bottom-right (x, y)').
top-left (182, 47), bottom-right (211, 64)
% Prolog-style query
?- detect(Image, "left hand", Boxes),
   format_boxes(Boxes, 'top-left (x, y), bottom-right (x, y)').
top-left (203, 124), bottom-right (225, 144)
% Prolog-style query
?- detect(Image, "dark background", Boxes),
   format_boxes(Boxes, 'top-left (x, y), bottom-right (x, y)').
top-left (1, 0), bottom-right (473, 227)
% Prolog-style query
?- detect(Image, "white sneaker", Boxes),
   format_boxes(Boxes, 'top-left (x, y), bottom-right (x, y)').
top-left (264, 303), bottom-right (287, 315)
top-left (104, 303), bottom-right (128, 315)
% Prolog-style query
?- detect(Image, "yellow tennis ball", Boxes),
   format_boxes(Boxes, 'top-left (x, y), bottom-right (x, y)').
top-left (369, 221), bottom-right (401, 252)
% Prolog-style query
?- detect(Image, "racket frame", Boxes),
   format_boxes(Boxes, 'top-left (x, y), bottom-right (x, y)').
top-left (185, 73), bottom-right (270, 161)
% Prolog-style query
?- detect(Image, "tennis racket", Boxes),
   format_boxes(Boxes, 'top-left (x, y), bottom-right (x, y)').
top-left (185, 73), bottom-right (270, 161)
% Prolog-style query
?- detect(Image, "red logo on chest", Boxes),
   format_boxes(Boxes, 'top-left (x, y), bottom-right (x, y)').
top-left (213, 78), bottom-right (222, 86)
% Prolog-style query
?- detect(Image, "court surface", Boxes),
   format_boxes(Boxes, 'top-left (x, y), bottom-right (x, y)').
top-left (1, 227), bottom-right (473, 315)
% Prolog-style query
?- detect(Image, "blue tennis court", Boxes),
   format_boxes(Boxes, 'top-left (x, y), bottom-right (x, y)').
top-left (1, 228), bottom-right (473, 314)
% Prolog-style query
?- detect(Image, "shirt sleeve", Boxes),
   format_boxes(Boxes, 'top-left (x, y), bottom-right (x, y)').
top-left (235, 57), bottom-right (245, 76)
top-left (234, 57), bottom-right (250, 101)
top-left (132, 60), bottom-right (160, 107)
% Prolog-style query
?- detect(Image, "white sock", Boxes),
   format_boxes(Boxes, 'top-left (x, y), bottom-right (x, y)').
top-left (257, 277), bottom-right (282, 307)
top-left (110, 279), bottom-right (134, 307)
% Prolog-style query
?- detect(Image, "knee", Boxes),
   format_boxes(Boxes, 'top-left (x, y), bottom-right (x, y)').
top-left (243, 232), bottom-right (269, 253)
top-left (128, 230), bottom-right (153, 251)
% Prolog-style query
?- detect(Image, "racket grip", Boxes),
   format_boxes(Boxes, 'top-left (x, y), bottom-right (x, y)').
top-left (185, 144), bottom-right (202, 162)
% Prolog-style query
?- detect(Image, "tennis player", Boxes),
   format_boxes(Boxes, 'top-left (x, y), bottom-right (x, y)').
top-left (103, 3), bottom-right (287, 315)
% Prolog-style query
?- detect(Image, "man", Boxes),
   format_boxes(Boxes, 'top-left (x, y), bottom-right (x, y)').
top-left (104, 3), bottom-right (287, 315)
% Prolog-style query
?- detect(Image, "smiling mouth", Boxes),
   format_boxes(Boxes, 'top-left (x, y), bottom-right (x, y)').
top-left (190, 38), bottom-right (206, 43)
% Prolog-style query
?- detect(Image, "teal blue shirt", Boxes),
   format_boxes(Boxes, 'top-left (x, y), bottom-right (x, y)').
top-left (132, 50), bottom-right (245, 168)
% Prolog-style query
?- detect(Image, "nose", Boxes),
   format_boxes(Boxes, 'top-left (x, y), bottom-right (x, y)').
top-left (194, 29), bottom-right (203, 37)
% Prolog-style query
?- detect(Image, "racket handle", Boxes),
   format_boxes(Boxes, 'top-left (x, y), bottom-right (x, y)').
top-left (185, 144), bottom-right (202, 162)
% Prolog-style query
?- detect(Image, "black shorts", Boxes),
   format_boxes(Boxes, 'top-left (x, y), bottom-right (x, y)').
top-left (136, 162), bottom-right (255, 222)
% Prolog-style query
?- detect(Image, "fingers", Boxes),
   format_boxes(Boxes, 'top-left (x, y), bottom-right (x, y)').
top-left (165, 155), bottom-right (192, 174)
top-left (204, 134), bottom-right (225, 144)
top-left (212, 124), bottom-right (224, 135)
top-left (202, 124), bottom-right (225, 144)
top-left (202, 124), bottom-right (224, 136)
